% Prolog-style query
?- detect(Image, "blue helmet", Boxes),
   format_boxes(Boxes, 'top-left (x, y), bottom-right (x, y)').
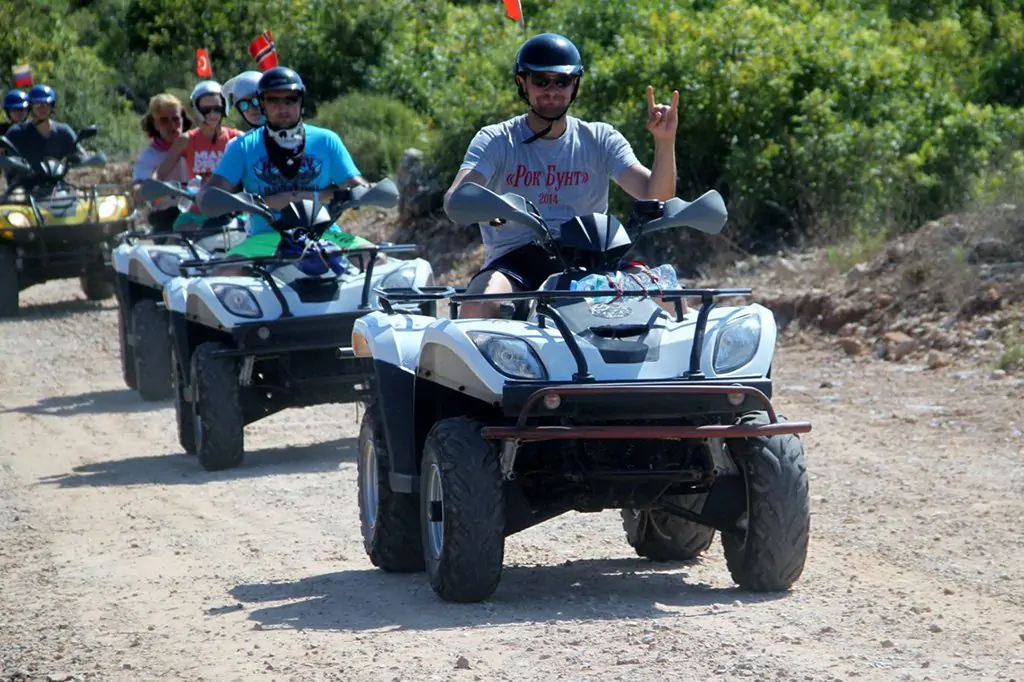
top-left (3, 89), bottom-right (29, 111)
top-left (27, 84), bottom-right (56, 105)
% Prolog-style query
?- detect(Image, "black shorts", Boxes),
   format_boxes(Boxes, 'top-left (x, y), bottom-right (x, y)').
top-left (480, 243), bottom-right (562, 291)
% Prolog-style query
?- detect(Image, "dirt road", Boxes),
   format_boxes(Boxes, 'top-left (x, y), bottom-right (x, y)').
top-left (1, 280), bottom-right (1022, 682)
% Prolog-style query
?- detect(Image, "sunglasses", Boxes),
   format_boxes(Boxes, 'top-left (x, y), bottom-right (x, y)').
top-left (528, 73), bottom-right (574, 89)
top-left (236, 97), bottom-right (260, 113)
top-left (198, 105), bottom-right (225, 116)
top-left (263, 94), bottom-right (301, 106)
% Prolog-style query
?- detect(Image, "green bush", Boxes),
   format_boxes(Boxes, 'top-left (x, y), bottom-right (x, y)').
top-left (310, 92), bottom-right (432, 181)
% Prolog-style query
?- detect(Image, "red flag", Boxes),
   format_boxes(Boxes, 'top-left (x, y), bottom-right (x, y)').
top-left (502, 0), bottom-right (522, 22)
top-left (11, 64), bottom-right (32, 88)
top-left (248, 30), bottom-right (279, 71)
top-left (195, 48), bottom-right (212, 78)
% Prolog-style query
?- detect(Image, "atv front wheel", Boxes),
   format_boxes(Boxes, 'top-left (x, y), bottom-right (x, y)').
top-left (0, 247), bottom-right (18, 317)
top-left (622, 492), bottom-right (715, 561)
top-left (421, 417), bottom-right (504, 603)
top-left (171, 343), bottom-right (195, 455)
top-left (132, 299), bottom-right (172, 401)
top-left (721, 411), bottom-right (810, 592)
top-left (358, 404), bottom-right (424, 572)
top-left (80, 261), bottom-right (115, 300)
top-left (117, 304), bottom-right (137, 389)
top-left (190, 341), bottom-right (243, 471)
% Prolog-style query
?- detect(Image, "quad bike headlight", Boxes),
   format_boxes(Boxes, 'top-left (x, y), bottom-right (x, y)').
top-left (212, 283), bottom-right (263, 319)
top-left (467, 331), bottom-right (547, 380)
top-left (97, 195), bottom-right (128, 221)
top-left (2, 210), bottom-right (32, 228)
top-left (713, 314), bottom-right (762, 374)
top-left (147, 249), bottom-right (183, 277)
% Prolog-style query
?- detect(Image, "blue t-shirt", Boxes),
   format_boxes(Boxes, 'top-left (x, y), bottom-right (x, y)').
top-left (212, 124), bottom-right (361, 236)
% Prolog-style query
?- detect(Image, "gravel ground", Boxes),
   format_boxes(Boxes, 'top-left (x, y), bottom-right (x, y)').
top-left (1, 279), bottom-right (1023, 682)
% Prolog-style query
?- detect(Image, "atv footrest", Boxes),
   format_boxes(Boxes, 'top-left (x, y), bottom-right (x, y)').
top-left (481, 422), bottom-right (812, 441)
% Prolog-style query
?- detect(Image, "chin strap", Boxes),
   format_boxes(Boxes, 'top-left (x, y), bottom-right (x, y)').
top-left (522, 106), bottom-right (570, 145)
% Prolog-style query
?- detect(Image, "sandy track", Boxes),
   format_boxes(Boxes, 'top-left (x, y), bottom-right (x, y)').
top-left (1, 280), bottom-right (1022, 682)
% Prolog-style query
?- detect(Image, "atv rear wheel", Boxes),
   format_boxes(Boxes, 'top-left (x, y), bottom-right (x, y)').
top-left (721, 411), bottom-right (810, 592)
top-left (622, 493), bottom-right (715, 561)
top-left (0, 247), bottom-right (18, 317)
top-left (421, 416), bottom-right (504, 603)
top-left (132, 299), bottom-right (172, 401)
top-left (358, 404), bottom-right (424, 572)
top-left (80, 261), bottom-right (115, 300)
top-left (172, 342), bottom-right (196, 455)
top-left (191, 341), bottom-right (243, 471)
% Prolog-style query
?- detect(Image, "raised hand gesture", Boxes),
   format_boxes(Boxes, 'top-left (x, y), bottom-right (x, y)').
top-left (645, 85), bottom-right (679, 141)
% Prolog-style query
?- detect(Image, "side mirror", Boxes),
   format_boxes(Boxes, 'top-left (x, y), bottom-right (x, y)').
top-left (198, 186), bottom-right (274, 222)
top-left (445, 182), bottom-right (547, 236)
top-left (76, 125), bottom-right (99, 142)
top-left (642, 190), bottom-right (728, 235)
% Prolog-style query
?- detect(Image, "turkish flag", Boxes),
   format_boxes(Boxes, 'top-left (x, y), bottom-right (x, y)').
top-left (248, 30), bottom-right (279, 71)
top-left (503, 0), bottom-right (522, 22)
top-left (12, 64), bottom-right (33, 88)
top-left (195, 49), bottom-right (212, 78)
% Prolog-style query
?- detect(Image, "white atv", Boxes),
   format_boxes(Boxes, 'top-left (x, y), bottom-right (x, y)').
top-left (353, 182), bottom-right (813, 603)
top-left (166, 179), bottom-right (435, 472)
top-left (110, 178), bottom-right (247, 400)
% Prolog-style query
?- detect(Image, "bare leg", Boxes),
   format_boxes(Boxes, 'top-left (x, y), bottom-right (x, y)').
top-left (458, 269), bottom-right (519, 319)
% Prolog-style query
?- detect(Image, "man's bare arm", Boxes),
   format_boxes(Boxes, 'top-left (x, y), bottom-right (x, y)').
top-left (443, 168), bottom-right (488, 215)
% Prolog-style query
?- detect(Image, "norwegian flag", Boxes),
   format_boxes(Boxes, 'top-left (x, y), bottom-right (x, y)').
top-left (12, 64), bottom-right (33, 88)
top-left (248, 30), bottom-right (279, 71)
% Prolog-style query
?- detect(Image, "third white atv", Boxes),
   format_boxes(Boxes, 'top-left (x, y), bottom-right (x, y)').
top-left (354, 182), bottom-right (813, 603)
top-left (110, 178), bottom-right (246, 400)
top-left (167, 179), bottom-right (435, 472)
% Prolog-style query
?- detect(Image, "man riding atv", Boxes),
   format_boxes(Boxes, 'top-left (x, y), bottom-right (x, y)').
top-left (197, 66), bottom-right (376, 265)
top-left (444, 33), bottom-right (681, 319)
top-left (4, 85), bottom-right (90, 179)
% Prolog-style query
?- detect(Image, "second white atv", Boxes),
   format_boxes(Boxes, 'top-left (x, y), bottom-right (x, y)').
top-left (355, 182), bottom-right (813, 602)
top-left (167, 179), bottom-right (435, 472)
top-left (110, 178), bottom-right (247, 400)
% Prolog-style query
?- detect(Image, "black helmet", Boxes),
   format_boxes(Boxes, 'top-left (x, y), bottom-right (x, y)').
top-left (257, 67), bottom-right (305, 97)
top-left (514, 33), bottom-right (584, 77)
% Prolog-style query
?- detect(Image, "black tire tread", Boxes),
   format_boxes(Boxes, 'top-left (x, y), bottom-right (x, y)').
top-left (0, 247), bottom-right (18, 318)
top-left (132, 299), bottom-right (172, 401)
top-left (118, 304), bottom-right (137, 389)
top-left (192, 341), bottom-right (243, 471)
top-left (422, 416), bottom-right (504, 603)
top-left (172, 343), bottom-right (195, 455)
top-left (621, 493), bottom-right (715, 561)
top-left (358, 404), bottom-right (424, 572)
top-left (721, 410), bottom-right (810, 592)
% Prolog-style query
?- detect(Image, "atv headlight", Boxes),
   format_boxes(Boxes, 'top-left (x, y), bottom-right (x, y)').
top-left (379, 263), bottom-right (418, 290)
top-left (467, 331), bottom-right (547, 380)
top-left (147, 249), bottom-right (183, 277)
top-left (212, 283), bottom-right (262, 319)
top-left (2, 211), bottom-right (31, 228)
top-left (97, 196), bottom-right (128, 220)
top-left (713, 314), bottom-right (762, 373)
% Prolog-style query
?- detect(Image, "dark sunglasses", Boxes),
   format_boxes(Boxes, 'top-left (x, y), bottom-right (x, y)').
top-left (198, 105), bottom-right (225, 116)
top-left (263, 94), bottom-right (301, 106)
top-left (236, 97), bottom-right (260, 113)
top-left (528, 73), bottom-right (574, 89)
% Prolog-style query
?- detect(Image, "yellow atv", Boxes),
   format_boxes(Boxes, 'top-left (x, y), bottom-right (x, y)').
top-left (0, 125), bottom-right (137, 317)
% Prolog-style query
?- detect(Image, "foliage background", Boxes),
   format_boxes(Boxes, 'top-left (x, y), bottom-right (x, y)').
top-left (3, 0), bottom-right (1023, 254)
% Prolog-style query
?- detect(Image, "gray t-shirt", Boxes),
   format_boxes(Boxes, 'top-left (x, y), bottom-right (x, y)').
top-left (458, 115), bottom-right (640, 265)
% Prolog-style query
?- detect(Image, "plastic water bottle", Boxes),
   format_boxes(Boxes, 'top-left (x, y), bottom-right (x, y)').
top-left (178, 175), bottom-right (203, 213)
top-left (570, 264), bottom-right (679, 303)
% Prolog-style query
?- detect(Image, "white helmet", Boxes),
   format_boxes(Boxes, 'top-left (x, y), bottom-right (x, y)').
top-left (189, 80), bottom-right (226, 119)
top-left (222, 71), bottom-right (262, 110)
